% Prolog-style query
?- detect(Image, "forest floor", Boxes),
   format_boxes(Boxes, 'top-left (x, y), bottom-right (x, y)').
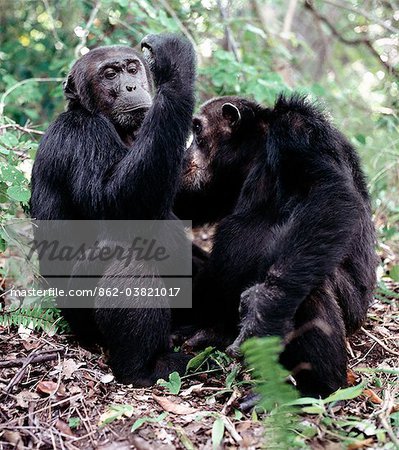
top-left (0, 229), bottom-right (398, 449)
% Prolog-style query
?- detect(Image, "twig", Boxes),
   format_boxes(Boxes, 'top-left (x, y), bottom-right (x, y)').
top-left (80, 398), bottom-right (96, 447)
top-left (250, 0), bottom-right (269, 34)
top-left (282, 0), bottom-right (298, 36)
top-left (0, 124), bottom-right (44, 136)
top-left (304, 0), bottom-right (399, 78)
top-left (323, 0), bottom-right (399, 35)
top-left (349, 342), bottom-right (377, 369)
top-left (346, 340), bottom-right (355, 358)
top-left (222, 387), bottom-right (241, 415)
top-left (221, 416), bottom-right (242, 444)
top-left (74, 0), bottom-right (101, 58)
top-left (216, 0), bottom-right (240, 62)
top-left (42, 0), bottom-right (64, 49)
top-left (361, 327), bottom-right (399, 356)
top-left (4, 345), bottom-right (45, 393)
top-left (380, 416), bottom-right (399, 447)
top-left (0, 78), bottom-right (63, 117)
top-left (49, 352), bottom-right (63, 400)
top-left (158, 0), bottom-right (198, 52)
top-left (378, 386), bottom-right (399, 447)
top-left (0, 351), bottom-right (62, 368)
top-left (0, 394), bottom-right (83, 427)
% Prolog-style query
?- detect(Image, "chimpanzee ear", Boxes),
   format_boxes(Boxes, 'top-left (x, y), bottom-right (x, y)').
top-left (222, 103), bottom-right (241, 128)
top-left (63, 74), bottom-right (77, 101)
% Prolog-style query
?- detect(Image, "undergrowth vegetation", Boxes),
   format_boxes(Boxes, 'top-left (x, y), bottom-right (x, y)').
top-left (0, 1), bottom-right (398, 448)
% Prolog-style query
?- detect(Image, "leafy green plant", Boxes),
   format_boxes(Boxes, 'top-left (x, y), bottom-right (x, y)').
top-left (0, 122), bottom-right (33, 218)
top-left (98, 404), bottom-right (134, 427)
top-left (211, 416), bottom-right (225, 450)
top-left (131, 412), bottom-right (168, 432)
top-left (199, 49), bottom-right (289, 105)
top-left (288, 382), bottom-right (367, 415)
top-left (186, 346), bottom-right (215, 372)
top-left (68, 417), bottom-right (81, 429)
top-left (157, 371), bottom-right (182, 395)
top-left (242, 336), bottom-right (301, 450)
top-left (0, 304), bottom-right (68, 335)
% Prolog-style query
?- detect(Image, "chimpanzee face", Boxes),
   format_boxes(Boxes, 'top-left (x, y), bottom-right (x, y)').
top-left (182, 97), bottom-right (265, 191)
top-left (64, 46), bottom-right (153, 131)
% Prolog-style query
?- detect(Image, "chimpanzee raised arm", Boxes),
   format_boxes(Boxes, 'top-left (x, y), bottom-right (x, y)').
top-left (30, 34), bottom-right (196, 386)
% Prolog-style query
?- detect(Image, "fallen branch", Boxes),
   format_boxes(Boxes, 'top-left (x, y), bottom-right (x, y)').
top-left (361, 327), bottom-right (399, 357)
top-left (0, 347), bottom-right (65, 369)
top-left (0, 352), bottom-right (59, 368)
top-left (0, 394), bottom-right (83, 427)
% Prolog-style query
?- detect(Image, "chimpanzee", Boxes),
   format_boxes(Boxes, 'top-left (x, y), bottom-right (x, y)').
top-left (30, 34), bottom-right (196, 386)
top-left (175, 95), bottom-right (377, 397)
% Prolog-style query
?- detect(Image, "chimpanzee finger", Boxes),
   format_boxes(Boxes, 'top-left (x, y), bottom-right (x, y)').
top-left (239, 392), bottom-right (261, 412)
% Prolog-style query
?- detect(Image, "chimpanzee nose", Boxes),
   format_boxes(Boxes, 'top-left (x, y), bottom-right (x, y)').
top-left (126, 85), bottom-right (136, 92)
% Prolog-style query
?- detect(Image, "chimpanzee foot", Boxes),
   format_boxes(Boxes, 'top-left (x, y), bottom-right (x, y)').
top-left (183, 328), bottom-right (233, 351)
top-left (239, 392), bottom-right (261, 412)
top-left (170, 325), bottom-right (198, 347)
top-left (225, 340), bottom-right (242, 358)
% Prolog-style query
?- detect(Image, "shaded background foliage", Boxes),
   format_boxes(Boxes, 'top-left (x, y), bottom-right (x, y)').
top-left (0, 0), bottom-right (398, 268)
top-left (0, 3), bottom-right (398, 448)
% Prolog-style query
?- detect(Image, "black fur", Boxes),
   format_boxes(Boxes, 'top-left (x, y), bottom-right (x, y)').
top-left (30, 34), bottom-right (196, 386)
top-left (176, 94), bottom-right (377, 397)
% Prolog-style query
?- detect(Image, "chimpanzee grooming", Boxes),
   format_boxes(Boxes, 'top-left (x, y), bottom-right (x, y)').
top-left (175, 95), bottom-right (377, 397)
top-left (30, 34), bottom-right (196, 386)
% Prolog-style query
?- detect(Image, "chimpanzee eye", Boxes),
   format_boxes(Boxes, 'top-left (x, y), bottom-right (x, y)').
top-left (127, 63), bottom-right (138, 74)
top-left (193, 120), bottom-right (202, 134)
top-left (104, 69), bottom-right (117, 80)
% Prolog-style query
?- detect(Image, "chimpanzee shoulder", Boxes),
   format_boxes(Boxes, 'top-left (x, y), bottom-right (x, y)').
top-left (177, 92), bottom-right (377, 398)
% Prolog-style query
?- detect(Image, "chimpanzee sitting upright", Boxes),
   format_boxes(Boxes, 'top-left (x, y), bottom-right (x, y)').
top-left (30, 34), bottom-right (196, 386)
top-left (175, 95), bottom-right (377, 397)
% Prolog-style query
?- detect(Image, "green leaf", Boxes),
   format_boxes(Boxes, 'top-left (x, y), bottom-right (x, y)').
top-left (131, 412), bottom-right (167, 432)
top-left (186, 346), bottom-right (214, 371)
top-left (301, 405), bottom-right (326, 414)
top-left (211, 417), bottom-right (225, 450)
top-left (68, 417), bottom-right (81, 429)
top-left (175, 425), bottom-right (195, 450)
top-left (297, 422), bottom-right (318, 438)
top-left (7, 185), bottom-right (30, 202)
top-left (234, 409), bottom-right (243, 420)
top-left (157, 371), bottom-right (181, 395)
top-left (0, 133), bottom-right (18, 148)
top-left (244, 24), bottom-right (267, 39)
top-left (242, 337), bottom-right (300, 448)
top-left (0, 163), bottom-right (26, 184)
top-left (0, 182), bottom-right (9, 202)
top-left (99, 404), bottom-right (134, 427)
top-left (389, 265), bottom-right (399, 282)
top-left (323, 382), bottom-right (367, 403)
top-left (0, 238), bottom-right (6, 253)
top-left (355, 134), bottom-right (366, 145)
top-left (225, 364), bottom-right (239, 389)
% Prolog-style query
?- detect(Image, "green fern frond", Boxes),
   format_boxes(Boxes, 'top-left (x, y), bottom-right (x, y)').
top-left (0, 304), bottom-right (68, 335)
top-left (242, 336), bottom-right (301, 450)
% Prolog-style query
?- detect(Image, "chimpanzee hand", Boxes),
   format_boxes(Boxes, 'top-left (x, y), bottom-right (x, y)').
top-left (141, 33), bottom-right (196, 87)
top-left (226, 284), bottom-right (265, 358)
top-left (226, 283), bottom-right (289, 358)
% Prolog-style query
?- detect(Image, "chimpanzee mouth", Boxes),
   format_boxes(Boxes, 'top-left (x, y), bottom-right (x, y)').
top-left (122, 104), bottom-right (152, 114)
